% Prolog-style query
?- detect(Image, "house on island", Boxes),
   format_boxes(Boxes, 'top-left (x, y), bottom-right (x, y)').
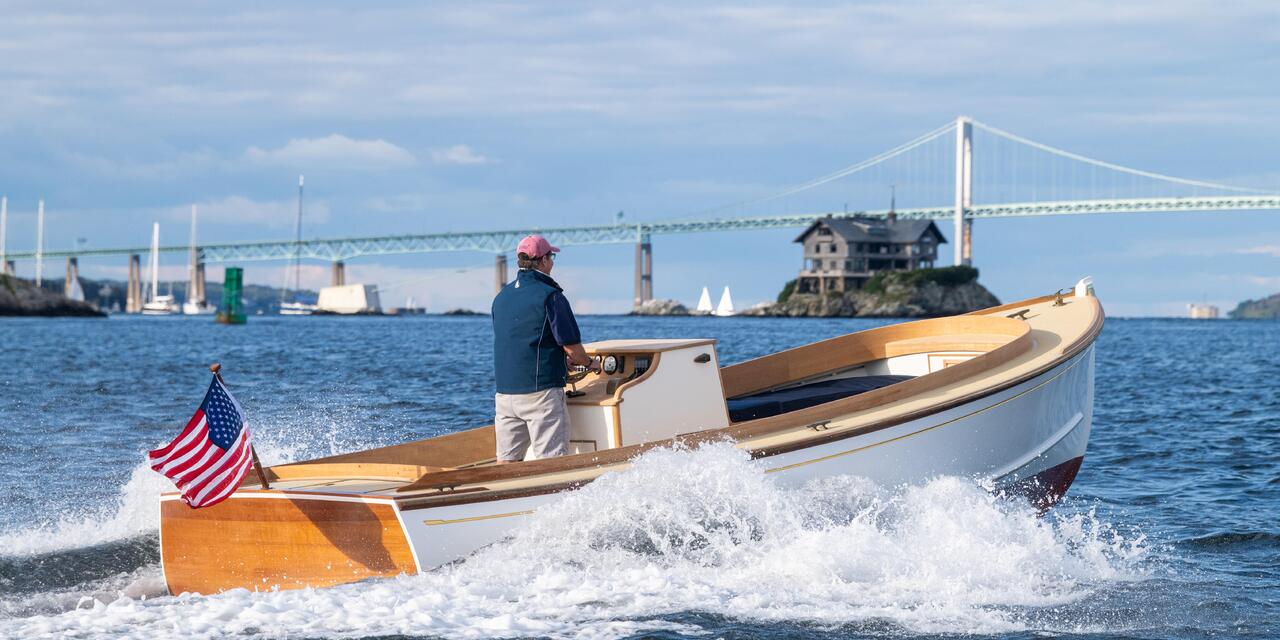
top-left (794, 215), bottom-right (947, 294)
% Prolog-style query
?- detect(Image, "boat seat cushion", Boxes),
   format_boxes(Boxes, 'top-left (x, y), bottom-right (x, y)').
top-left (726, 375), bottom-right (915, 422)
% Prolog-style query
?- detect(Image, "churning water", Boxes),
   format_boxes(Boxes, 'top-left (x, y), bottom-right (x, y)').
top-left (0, 315), bottom-right (1276, 638)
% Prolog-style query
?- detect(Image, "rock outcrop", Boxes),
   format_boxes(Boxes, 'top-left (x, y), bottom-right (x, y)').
top-left (442, 308), bottom-right (486, 316)
top-left (1229, 293), bottom-right (1280, 319)
top-left (629, 299), bottom-right (690, 316)
top-left (0, 275), bottom-right (106, 317)
top-left (744, 266), bottom-right (1000, 318)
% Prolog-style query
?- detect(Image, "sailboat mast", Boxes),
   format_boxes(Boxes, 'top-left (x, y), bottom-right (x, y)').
top-left (0, 196), bottom-right (7, 274)
top-left (187, 205), bottom-right (199, 305)
top-left (35, 199), bottom-right (44, 286)
top-left (149, 222), bottom-right (160, 303)
top-left (293, 174), bottom-right (304, 297)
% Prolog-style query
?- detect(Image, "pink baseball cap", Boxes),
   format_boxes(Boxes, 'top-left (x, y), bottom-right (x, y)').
top-left (517, 234), bottom-right (559, 258)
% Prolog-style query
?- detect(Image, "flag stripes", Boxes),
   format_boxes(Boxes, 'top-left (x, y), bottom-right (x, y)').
top-left (147, 375), bottom-right (255, 509)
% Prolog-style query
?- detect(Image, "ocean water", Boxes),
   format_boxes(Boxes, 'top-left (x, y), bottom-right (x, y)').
top-left (0, 314), bottom-right (1275, 639)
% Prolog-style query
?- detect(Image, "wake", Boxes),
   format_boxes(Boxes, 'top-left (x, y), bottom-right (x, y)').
top-left (0, 443), bottom-right (1150, 639)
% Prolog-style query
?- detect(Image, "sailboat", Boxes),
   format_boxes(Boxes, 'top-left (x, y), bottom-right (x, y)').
top-left (182, 205), bottom-right (215, 315)
top-left (695, 287), bottom-right (713, 314)
top-left (66, 276), bottom-right (85, 302)
top-left (714, 286), bottom-right (735, 317)
top-left (279, 175), bottom-right (318, 316)
top-left (141, 223), bottom-right (178, 315)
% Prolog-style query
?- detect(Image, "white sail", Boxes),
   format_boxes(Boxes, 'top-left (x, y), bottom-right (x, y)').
top-left (183, 206), bottom-right (214, 314)
top-left (67, 276), bottom-right (84, 302)
top-left (696, 287), bottom-right (713, 312)
top-left (715, 286), bottom-right (735, 317)
top-left (144, 222), bottom-right (159, 303)
top-left (141, 222), bottom-right (177, 314)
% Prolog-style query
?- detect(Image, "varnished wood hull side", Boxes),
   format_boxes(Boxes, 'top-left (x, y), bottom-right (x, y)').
top-left (160, 495), bottom-right (417, 594)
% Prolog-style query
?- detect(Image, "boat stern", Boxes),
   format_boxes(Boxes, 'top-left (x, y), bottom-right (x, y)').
top-left (159, 490), bottom-right (418, 594)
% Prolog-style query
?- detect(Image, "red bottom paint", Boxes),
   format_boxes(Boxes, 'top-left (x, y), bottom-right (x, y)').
top-left (1006, 456), bottom-right (1084, 511)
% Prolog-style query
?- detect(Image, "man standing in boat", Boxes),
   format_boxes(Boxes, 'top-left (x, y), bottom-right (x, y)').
top-left (491, 235), bottom-right (597, 464)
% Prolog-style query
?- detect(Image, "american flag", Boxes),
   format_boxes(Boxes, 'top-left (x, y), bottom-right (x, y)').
top-left (148, 375), bottom-right (254, 508)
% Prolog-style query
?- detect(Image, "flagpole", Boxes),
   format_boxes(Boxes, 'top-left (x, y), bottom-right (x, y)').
top-left (210, 363), bottom-right (271, 490)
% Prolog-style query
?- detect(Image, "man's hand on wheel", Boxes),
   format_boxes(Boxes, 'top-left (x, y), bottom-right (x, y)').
top-left (564, 344), bottom-right (600, 373)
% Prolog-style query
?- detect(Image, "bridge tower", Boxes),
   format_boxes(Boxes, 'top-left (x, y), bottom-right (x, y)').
top-left (953, 116), bottom-right (973, 266)
top-left (126, 254), bottom-right (142, 313)
top-left (494, 254), bottom-right (508, 293)
top-left (634, 232), bottom-right (653, 306)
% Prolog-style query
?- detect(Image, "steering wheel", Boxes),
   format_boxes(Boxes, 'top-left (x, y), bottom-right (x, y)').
top-left (566, 356), bottom-right (600, 385)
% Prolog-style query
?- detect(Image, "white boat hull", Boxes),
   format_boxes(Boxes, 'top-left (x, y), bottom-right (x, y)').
top-left (396, 344), bottom-right (1095, 570)
top-left (279, 302), bottom-right (317, 315)
top-left (182, 302), bottom-right (215, 315)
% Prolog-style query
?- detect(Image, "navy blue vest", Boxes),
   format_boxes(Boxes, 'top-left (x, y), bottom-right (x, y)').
top-left (492, 269), bottom-right (568, 394)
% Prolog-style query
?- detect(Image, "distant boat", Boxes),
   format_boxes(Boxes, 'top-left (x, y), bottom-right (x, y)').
top-left (280, 301), bottom-right (318, 315)
top-left (715, 286), bottom-right (735, 317)
top-left (141, 222), bottom-right (178, 315)
top-left (66, 276), bottom-right (85, 302)
top-left (279, 175), bottom-right (316, 316)
top-left (182, 205), bottom-right (215, 315)
top-left (696, 287), bottom-right (713, 313)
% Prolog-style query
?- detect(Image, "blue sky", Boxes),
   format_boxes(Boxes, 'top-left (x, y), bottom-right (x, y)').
top-left (1, 1), bottom-right (1277, 315)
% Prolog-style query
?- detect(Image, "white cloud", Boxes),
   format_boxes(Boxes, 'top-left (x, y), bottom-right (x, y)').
top-left (243, 134), bottom-right (415, 170)
top-left (430, 144), bottom-right (493, 166)
top-left (166, 196), bottom-right (331, 229)
top-left (1237, 245), bottom-right (1280, 258)
top-left (1246, 275), bottom-right (1280, 289)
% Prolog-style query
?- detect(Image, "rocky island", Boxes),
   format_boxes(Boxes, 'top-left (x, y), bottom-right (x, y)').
top-left (744, 266), bottom-right (1000, 318)
top-left (0, 275), bottom-right (106, 317)
top-left (1229, 292), bottom-right (1280, 319)
top-left (629, 299), bottom-right (690, 316)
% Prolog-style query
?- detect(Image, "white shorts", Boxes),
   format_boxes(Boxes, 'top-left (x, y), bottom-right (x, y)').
top-left (494, 387), bottom-right (569, 462)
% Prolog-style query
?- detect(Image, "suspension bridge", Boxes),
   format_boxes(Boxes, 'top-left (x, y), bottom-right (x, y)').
top-left (2, 116), bottom-right (1277, 308)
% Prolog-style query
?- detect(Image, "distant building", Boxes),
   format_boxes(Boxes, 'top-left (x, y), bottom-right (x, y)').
top-left (1187, 303), bottom-right (1219, 319)
top-left (317, 284), bottom-right (382, 314)
top-left (793, 215), bottom-right (947, 294)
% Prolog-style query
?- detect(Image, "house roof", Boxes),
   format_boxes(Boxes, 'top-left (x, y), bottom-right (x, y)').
top-left (793, 216), bottom-right (947, 244)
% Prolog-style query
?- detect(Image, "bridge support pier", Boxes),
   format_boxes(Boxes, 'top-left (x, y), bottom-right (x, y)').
top-left (494, 254), bottom-right (508, 293)
top-left (194, 261), bottom-right (207, 302)
top-left (126, 254), bottom-right (142, 313)
top-left (331, 260), bottom-right (345, 287)
top-left (962, 219), bottom-right (973, 265)
top-left (634, 236), bottom-right (652, 306)
top-left (954, 116), bottom-right (973, 267)
top-left (64, 257), bottom-right (79, 297)
top-left (3, 260), bottom-right (13, 276)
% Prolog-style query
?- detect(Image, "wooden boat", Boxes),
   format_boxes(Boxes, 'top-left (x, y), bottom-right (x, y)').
top-left (159, 280), bottom-right (1103, 595)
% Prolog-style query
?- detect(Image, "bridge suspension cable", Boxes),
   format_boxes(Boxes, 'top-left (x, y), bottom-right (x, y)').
top-left (669, 120), bottom-right (957, 220)
top-left (970, 119), bottom-right (1274, 195)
